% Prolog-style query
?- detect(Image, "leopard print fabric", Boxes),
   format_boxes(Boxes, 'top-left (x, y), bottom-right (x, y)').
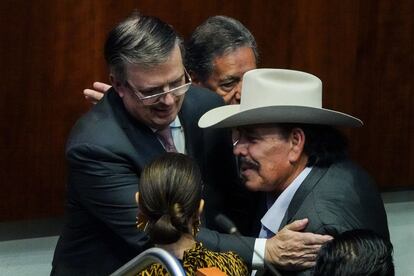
top-left (137, 242), bottom-right (248, 275)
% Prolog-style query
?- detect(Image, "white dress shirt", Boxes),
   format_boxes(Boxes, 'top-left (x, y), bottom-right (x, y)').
top-left (252, 167), bottom-right (313, 269)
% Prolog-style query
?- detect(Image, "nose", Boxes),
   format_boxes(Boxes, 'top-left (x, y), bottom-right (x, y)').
top-left (233, 139), bottom-right (247, 156)
top-left (234, 90), bottom-right (241, 103)
top-left (158, 91), bottom-right (175, 105)
top-left (232, 82), bottom-right (242, 104)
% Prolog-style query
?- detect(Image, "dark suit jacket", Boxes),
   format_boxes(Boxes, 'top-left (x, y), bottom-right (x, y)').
top-left (52, 86), bottom-right (257, 275)
top-left (275, 160), bottom-right (389, 276)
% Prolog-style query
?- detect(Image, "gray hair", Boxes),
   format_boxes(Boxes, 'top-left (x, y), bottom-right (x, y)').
top-left (104, 12), bottom-right (184, 83)
top-left (185, 15), bottom-right (258, 82)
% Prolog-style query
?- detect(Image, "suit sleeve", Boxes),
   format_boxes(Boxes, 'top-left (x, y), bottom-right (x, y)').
top-left (280, 163), bottom-right (390, 276)
top-left (197, 227), bottom-right (256, 267)
top-left (66, 143), bottom-right (149, 253)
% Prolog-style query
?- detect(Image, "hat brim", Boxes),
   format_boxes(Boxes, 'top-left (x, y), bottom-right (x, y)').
top-left (198, 105), bottom-right (363, 128)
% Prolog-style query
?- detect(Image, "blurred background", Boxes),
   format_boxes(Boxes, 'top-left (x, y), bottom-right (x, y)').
top-left (0, 0), bottom-right (412, 274)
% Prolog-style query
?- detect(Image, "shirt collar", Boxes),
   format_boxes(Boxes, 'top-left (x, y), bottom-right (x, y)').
top-left (150, 116), bottom-right (181, 133)
top-left (261, 166), bottom-right (313, 236)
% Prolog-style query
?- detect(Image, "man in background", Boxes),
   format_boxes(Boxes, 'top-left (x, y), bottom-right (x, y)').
top-left (185, 15), bottom-right (257, 104)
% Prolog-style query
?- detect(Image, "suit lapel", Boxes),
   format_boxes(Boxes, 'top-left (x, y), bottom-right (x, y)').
top-left (107, 89), bottom-right (166, 167)
top-left (178, 88), bottom-right (202, 158)
top-left (106, 86), bottom-right (202, 168)
top-left (278, 166), bottom-right (329, 230)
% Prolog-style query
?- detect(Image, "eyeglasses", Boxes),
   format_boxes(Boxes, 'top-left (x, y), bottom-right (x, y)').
top-left (125, 69), bottom-right (192, 105)
top-left (232, 129), bottom-right (241, 147)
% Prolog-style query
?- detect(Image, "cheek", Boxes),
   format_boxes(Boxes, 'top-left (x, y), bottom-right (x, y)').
top-left (176, 95), bottom-right (185, 108)
top-left (128, 103), bottom-right (154, 125)
top-left (132, 102), bottom-right (148, 116)
top-left (257, 162), bottom-right (279, 185)
top-left (242, 156), bottom-right (277, 191)
top-left (242, 170), bottom-right (265, 191)
top-left (213, 87), bottom-right (228, 98)
top-left (221, 93), bottom-right (234, 104)
top-left (253, 147), bottom-right (288, 187)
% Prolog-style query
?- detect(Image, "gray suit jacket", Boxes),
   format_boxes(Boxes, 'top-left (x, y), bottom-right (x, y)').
top-left (276, 160), bottom-right (389, 276)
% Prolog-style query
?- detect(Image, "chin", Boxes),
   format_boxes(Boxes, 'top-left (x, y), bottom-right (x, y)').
top-left (154, 113), bottom-right (176, 125)
top-left (158, 115), bottom-right (175, 124)
top-left (244, 180), bottom-right (263, 192)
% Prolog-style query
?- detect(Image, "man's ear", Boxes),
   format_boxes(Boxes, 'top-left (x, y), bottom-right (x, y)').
top-left (110, 74), bottom-right (125, 97)
top-left (189, 71), bottom-right (202, 86)
top-left (135, 192), bottom-right (139, 205)
top-left (289, 128), bottom-right (306, 163)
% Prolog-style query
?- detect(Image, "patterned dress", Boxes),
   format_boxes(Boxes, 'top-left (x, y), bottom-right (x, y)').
top-left (137, 242), bottom-right (248, 275)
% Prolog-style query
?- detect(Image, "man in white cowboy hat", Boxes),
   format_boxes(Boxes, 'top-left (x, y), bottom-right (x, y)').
top-left (199, 68), bottom-right (390, 275)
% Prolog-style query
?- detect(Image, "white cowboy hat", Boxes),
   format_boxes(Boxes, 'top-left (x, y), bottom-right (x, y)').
top-left (198, 69), bottom-right (363, 128)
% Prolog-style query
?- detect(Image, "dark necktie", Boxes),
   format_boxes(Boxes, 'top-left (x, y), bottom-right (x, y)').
top-left (156, 127), bottom-right (177, 152)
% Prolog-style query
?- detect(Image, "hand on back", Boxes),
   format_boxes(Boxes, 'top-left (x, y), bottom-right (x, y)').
top-left (83, 82), bottom-right (111, 104)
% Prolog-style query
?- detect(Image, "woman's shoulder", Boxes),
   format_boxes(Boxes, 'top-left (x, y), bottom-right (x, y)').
top-left (183, 243), bottom-right (248, 275)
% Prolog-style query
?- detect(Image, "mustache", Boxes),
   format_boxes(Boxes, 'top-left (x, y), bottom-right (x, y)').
top-left (238, 156), bottom-right (260, 171)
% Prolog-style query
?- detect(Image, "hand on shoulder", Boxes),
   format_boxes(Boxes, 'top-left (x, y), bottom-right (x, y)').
top-left (265, 218), bottom-right (333, 271)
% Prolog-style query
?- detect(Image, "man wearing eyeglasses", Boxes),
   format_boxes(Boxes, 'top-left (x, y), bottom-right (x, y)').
top-left (52, 12), bottom-right (229, 275)
top-left (82, 16), bottom-right (260, 235)
top-left (52, 13), bottom-right (330, 276)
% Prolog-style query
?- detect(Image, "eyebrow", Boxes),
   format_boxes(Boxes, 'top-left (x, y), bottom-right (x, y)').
top-left (219, 75), bottom-right (241, 83)
top-left (138, 72), bottom-right (185, 92)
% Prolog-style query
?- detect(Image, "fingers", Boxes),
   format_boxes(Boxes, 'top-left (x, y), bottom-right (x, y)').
top-left (83, 89), bottom-right (104, 103)
top-left (84, 95), bottom-right (98, 105)
top-left (300, 232), bottom-right (333, 245)
top-left (284, 218), bottom-right (309, 231)
top-left (265, 218), bottom-right (335, 271)
top-left (93, 82), bottom-right (111, 93)
top-left (282, 218), bottom-right (333, 245)
top-left (83, 82), bottom-right (110, 104)
top-left (295, 244), bottom-right (322, 257)
top-left (265, 242), bottom-right (318, 270)
top-left (298, 261), bottom-right (316, 269)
